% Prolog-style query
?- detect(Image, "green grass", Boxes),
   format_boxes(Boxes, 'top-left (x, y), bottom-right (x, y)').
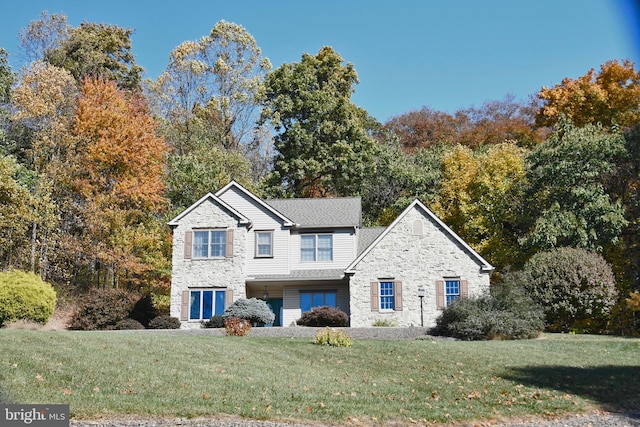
top-left (0, 331), bottom-right (638, 424)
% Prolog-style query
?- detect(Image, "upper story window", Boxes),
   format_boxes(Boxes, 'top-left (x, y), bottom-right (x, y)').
top-left (255, 231), bottom-right (273, 258)
top-left (300, 234), bottom-right (333, 262)
top-left (193, 230), bottom-right (226, 258)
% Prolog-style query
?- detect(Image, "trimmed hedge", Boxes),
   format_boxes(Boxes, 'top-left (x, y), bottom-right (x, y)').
top-left (0, 270), bottom-right (57, 326)
top-left (148, 315), bottom-right (181, 329)
top-left (297, 306), bottom-right (348, 327)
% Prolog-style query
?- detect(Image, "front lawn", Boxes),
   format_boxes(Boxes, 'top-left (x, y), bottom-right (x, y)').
top-left (0, 331), bottom-right (638, 424)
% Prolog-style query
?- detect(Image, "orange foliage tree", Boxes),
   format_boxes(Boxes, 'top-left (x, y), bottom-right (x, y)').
top-left (72, 76), bottom-right (169, 289)
top-left (536, 59), bottom-right (640, 129)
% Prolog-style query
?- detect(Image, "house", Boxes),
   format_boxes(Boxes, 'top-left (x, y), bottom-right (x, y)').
top-left (168, 181), bottom-right (493, 328)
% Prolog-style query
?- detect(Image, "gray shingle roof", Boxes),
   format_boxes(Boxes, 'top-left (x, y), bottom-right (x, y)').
top-left (250, 269), bottom-right (346, 281)
top-left (357, 227), bottom-right (385, 255)
top-left (266, 197), bottom-right (361, 228)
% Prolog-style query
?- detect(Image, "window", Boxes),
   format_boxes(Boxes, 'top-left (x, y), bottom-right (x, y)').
top-left (300, 291), bottom-right (337, 313)
top-left (189, 289), bottom-right (226, 320)
top-left (379, 281), bottom-right (395, 310)
top-left (445, 280), bottom-right (460, 306)
top-left (370, 280), bottom-right (403, 311)
top-left (300, 234), bottom-right (333, 262)
top-left (255, 231), bottom-right (273, 257)
top-left (193, 230), bottom-right (226, 258)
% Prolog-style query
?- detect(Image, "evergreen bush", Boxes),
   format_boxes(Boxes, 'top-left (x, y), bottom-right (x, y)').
top-left (297, 306), bottom-right (348, 327)
top-left (148, 315), bottom-right (181, 329)
top-left (0, 270), bottom-right (57, 326)
top-left (68, 288), bottom-right (136, 330)
top-left (129, 294), bottom-right (160, 327)
top-left (222, 298), bottom-right (274, 325)
top-left (114, 318), bottom-right (145, 330)
top-left (201, 315), bottom-right (225, 328)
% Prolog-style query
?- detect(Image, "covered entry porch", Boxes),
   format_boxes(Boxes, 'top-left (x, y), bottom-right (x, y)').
top-left (246, 269), bottom-right (350, 327)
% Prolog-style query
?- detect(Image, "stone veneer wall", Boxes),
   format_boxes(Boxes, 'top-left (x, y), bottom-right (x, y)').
top-left (170, 199), bottom-right (247, 329)
top-left (349, 206), bottom-right (490, 328)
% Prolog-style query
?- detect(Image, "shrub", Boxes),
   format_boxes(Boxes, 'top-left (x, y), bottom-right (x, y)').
top-left (314, 328), bottom-right (352, 347)
top-left (522, 247), bottom-right (618, 332)
top-left (372, 318), bottom-right (397, 327)
top-left (201, 315), bottom-right (225, 328)
top-left (297, 306), bottom-right (348, 327)
top-left (433, 278), bottom-right (545, 340)
top-left (0, 270), bottom-right (57, 326)
top-left (129, 294), bottom-right (160, 327)
top-left (148, 315), bottom-right (181, 329)
top-left (222, 298), bottom-right (274, 325)
top-left (114, 318), bottom-right (145, 330)
top-left (224, 317), bottom-right (251, 336)
top-left (68, 288), bottom-right (137, 330)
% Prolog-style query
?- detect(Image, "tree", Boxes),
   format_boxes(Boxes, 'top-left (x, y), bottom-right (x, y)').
top-left (261, 46), bottom-right (378, 198)
top-left (46, 22), bottom-right (143, 90)
top-left (0, 155), bottom-right (36, 269)
top-left (165, 146), bottom-right (253, 211)
top-left (522, 247), bottom-right (618, 332)
top-left (521, 120), bottom-right (627, 252)
top-left (385, 95), bottom-right (545, 151)
top-left (18, 11), bottom-right (70, 63)
top-left (536, 59), bottom-right (640, 129)
top-left (11, 61), bottom-right (76, 277)
top-left (431, 143), bottom-right (529, 270)
top-left (152, 20), bottom-right (271, 152)
top-left (71, 76), bottom-right (169, 288)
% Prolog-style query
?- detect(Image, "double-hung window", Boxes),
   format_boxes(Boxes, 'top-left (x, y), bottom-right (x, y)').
top-left (255, 231), bottom-right (273, 258)
top-left (371, 280), bottom-right (403, 311)
top-left (445, 279), bottom-right (460, 306)
top-left (300, 234), bottom-right (333, 262)
top-left (300, 290), bottom-right (337, 313)
top-left (436, 279), bottom-right (467, 309)
top-left (193, 230), bottom-right (226, 258)
top-left (189, 289), bottom-right (226, 321)
top-left (379, 281), bottom-right (395, 310)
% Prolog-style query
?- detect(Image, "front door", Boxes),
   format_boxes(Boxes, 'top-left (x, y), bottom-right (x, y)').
top-left (266, 298), bottom-right (283, 327)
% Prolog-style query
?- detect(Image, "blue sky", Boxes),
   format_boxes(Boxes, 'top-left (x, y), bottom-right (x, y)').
top-left (0, 0), bottom-right (638, 123)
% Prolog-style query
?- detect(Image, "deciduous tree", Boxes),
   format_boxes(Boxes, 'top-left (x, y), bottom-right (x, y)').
top-left (521, 120), bottom-right (627, 252)
top-left (261, 46), bottom-right (378, 198)
top-left (72, 76), bottom-right (168, 288)
top-left (536, 59), bottom-right (640, 129)
top-left (46, 22), bottom-right (143, 90)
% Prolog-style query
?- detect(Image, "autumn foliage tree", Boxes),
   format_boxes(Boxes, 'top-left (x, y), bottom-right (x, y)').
top-left (536, 59), bottom-right (640, 129)
top-left (71, 77), bottom-right (169, 288)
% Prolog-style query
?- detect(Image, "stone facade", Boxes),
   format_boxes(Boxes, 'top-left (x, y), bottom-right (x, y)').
top-left (348, 204), bottom-right (491, 328)
top-left (169, 198), bottom-right (247, 329)
top-left (169, 182), bottom-right (492, 329)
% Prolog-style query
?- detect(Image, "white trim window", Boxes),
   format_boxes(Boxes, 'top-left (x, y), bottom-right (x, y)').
top-left (255, 231), bottom-right (273, 258)
top-left (193, 230), bottom-right (226, 258)
top-left (300, 234), bottom-right (333, 262)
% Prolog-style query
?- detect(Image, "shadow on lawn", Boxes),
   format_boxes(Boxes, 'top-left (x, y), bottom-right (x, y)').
top-left (501, 365), bottom-right (640, 413)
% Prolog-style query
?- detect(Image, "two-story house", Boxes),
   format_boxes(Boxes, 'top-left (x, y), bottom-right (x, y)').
top-left (169, 181), bottom-right (493, 328)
